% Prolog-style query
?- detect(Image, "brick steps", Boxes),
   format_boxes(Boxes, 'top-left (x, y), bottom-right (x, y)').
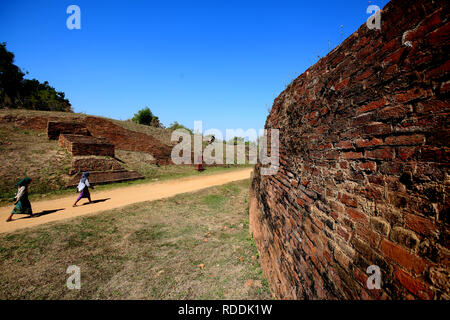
top-left (59, 134), bottom-right (115, 157)
top-left (69, 156), bottom-right (124, 175)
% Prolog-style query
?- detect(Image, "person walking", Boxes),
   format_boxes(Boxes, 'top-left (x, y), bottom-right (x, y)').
top-left (73, 172), bottom-right (94, 207)
top-left (6, 177), bottom-right (34, 222)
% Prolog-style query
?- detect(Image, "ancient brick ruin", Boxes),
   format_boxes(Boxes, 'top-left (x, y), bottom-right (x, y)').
top-left (47, 121), bottom-right (90, 140)
top-left (0, 113), bottom-right (160, 186)
top-left (69, 157), bottom-right (124, 175)
top-left (84, 116), bottom-right (173, 165)
top-left (0, 113), bottom-right (173, 164)
top-left (250, 0), bottom-right (449, 299)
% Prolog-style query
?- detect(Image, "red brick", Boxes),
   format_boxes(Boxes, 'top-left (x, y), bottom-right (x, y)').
top-left (383, 47), bottom-right (406, 65)
top-left (355, 137), bottom-right (383, 148)
top-left (358, 98), bottom-right (387, 114)
top-left (356, 69), bottom-right (374, 82)
top-left (426, 60), bottom-right (450, 80)
top-left (378, 105), bottom-right (410, 119)
top-left (394, 269), bottom-right (434, 300)
top-left (427, 21), bottom-right (450, 46)
top-left (335, 140), bottom-right (353, 149)
top-left (335, 78), bottom-right (350, 91)
top-left (247, 0), bottom-right (448, 301)
top-left (365, 147), bottom-right (395, 160)
top-left (418, 146), bottom-right (447, 162)
top-left (380, 240), bottom-right (427, 275)
top-left (296, 198), bottom-right (305, 207)
top-left (397, 147), bottom-right (417, 161)
top-left (338, 193), bottom-right (358, 208)
top-left (385, 134), bottom-right (425, 146)
top-left (354, 224), bottom-right (381, 248)
top-left (342, 151), bottom-right (363, 159)
top-left (395, 88), bottom-right (428, 103)
top-left (405, 214), bottom-right (439, 238)
top-left (380, 38), bottom-right (399, 56)
top-left (364, 122), bottom-right (392, 135)
top-left (337, 226), bottom-right (350, 241)
top-left (358, 161), bottom-right (376, 171)
top-left (440, 81), bottom-right (450, 94)
top-left (346, 207), bottom-right (368, 224)
top-left (318, 143), bottom-right (333, 150)
top-left (325, 150), bottom-right (340, 160)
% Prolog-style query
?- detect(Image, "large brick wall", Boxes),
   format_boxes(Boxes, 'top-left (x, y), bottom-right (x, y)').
top-left (250, 0), bottom-right (449, 300)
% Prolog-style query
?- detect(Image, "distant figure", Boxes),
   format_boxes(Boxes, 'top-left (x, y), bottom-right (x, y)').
top-left (73, 172), bottom-right (94, 207)
top-left (6, 177), bottom-right (34, 222)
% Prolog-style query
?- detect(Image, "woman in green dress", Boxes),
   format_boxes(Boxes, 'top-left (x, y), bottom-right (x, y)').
top-left (6, 177), bottom-right (34, 222)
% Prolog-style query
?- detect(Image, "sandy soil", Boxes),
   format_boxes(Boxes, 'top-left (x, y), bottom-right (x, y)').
top-left (0, 168), bottom-right (253, 234)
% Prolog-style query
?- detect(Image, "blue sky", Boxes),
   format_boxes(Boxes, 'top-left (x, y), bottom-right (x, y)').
top-left (0, 0), bottom-right (389, 134)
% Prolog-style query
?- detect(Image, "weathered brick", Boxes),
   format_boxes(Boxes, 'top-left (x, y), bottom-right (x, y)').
top-left (342, 151), bottom-right (363, 159)
top-left (335, 140), bottom-right (353, 149)
top-left (395, 269), bottom-right (434, 300)
top-left (395, 88), bottom-right (428, 104)
top-left (365, 147), bottom-right (395, 160)
top-left (358, 161), bottom-right (377, 171)
top-left (354, 137), bottom-right (383, 148)
top-left (335, 78), bottom-right (350, 91)
top-left (346, 207), bottom-right (368, 224)
top-left (248, 0), bottom-right (447, 300)
top-left (364, 122), bottom-right (392, 135)
top-left (405, 214), bottom-right (439, 238)
top-left (338, 192), bottom-right (358, 208)
top-left (397, 147), bottom-right (418, 161)
top-left (378, 105), bottom-right (411, 120)
top-left (380, 239), bottom-right (426, 275)
top-left (370, 216), bottom-right (391, 237)
top-left (426, 21), bottom-right (450, 46)
top-left (358, 98), bottom-right (387, 114)
top-left (385, 134), bottom-right (425, 146)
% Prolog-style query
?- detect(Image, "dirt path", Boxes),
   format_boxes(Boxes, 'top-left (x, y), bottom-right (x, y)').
top-left (0, 168), bottom-right (253, 234)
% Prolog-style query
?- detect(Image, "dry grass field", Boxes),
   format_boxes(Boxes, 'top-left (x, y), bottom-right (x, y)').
top-left (0, 179), bottom-right (271, 300)
top-left (0, 124), bottom-right (73, 199)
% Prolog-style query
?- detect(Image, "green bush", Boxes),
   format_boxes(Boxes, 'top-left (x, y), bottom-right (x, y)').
top-left (132, 107), bottom-right (155, 126)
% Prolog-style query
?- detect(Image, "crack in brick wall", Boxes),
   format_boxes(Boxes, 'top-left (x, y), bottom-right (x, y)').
top-left (250, 0), bottom-right (449, 299)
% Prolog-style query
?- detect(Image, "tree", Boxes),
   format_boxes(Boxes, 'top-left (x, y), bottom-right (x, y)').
top-left (0, 42), bottom-right (72, 111)
top-left (132, 107), bottom-right (155, 126)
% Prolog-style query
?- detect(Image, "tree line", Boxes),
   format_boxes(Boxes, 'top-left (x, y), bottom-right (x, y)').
top-left (0, 42), bottom-right (72, 112)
